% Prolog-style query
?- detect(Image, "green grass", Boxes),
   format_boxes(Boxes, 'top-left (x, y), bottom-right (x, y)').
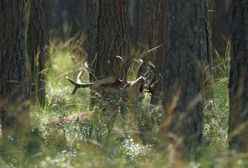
top-left (2, 43), bottom-right (247, 168)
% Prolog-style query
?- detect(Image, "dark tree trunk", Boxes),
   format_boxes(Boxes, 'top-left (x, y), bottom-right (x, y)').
top-left (130, 0), bottom-right (160, 51)
top-left (86, 0), bottom-right (98, 69)
top-left (228, 0), bottom-right (248, 151)
top-left (68, 0), bottom-right (87, 37)
top-left (138, 0), bottom-right (159, 49)
top-left (0, 0), bottom-right (30, 136)
top-left (94, 0), bottom-right (129, 78)
top-left (68, 0), bottom-right (97, 65)
top-left (130, 0), bottom-right (140, 47)
top-left (49, 0), bottom-right (68, 40)
top-left (150, 0), bottom-right (167, 105)
top-left (132, 0), bottom-right (161, 105)
top-left (27, 0), bottom-right (49, 106)
top-left (162, 0), bottom-right (212, 152)
top-left (212, 0), bottom-right (231, 58)
top-left (86, 0), bottom-right (129, 109)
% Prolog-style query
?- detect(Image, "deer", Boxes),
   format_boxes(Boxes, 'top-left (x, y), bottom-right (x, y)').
top-left (45, 56), bottom-right (156, 141)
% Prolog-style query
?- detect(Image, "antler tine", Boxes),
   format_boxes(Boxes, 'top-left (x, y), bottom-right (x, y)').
top-left (136, 59), bottom-right (144, 78)
top-left (147, 62), bottom-right (156, 82)
top-left (66, 71), bottom-right (118, 95)
top-left (109, 56), bottom-right (127, 82)
top-left (76, 70), bottom-right (83, 83)
top-left (66, 71), bottom-right (93, 94)
top-left (117, 56), bottom-right (127, 82)
top-left (136, 59), bottom-right (154, 80)
top-left (135, 59), bottom-right (156, 92)
top-left (84, 62), bottom-right (97, 81)
top-left (143, 62), bottom-right (158, 93)
top-left (116, 56), bottom-right (126, 70)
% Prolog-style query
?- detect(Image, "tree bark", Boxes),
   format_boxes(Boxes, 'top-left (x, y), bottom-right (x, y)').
top-left (150, 0), bottom-right (167, 105)
top-left (94, 0), bottom-right (129, 78)
top-left (27, 0), bottom-right (49, 106)
top-left (138, 0), bottom-right (159, 49)
top-left (68, 0), bottom-right (87, 37)
top-left (131, 0), bottom-right (162, 106)
top-left (86, 0), bottom-right (98, 70)
top-left (162, 0), bottom-right (212, 153)
top-left (212, 0), bottom-right (231, 58)
top-left (228, 0), bottom-right (248, 151)
top-left (0, 0), bottom-right (30, 137)
top-left (130, 0), bottom-right (140, 47)
top-left (49, 0), bottom-right (68, 40)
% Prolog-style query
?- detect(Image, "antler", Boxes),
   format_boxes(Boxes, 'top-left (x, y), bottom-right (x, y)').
top-left (109, 56), bottom-right (128, 83)
top-left (66, 71), bottom-right (91, 94)
top-left (136, 60), bottom-right (158, 93)
top-left (66, 70), bottom-right (116, 94)
top-left (66, 56), bottom-right (153, 95)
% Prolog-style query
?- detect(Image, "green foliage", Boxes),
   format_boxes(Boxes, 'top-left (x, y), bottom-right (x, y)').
top-left (2, 42), bottom-right (248, 168)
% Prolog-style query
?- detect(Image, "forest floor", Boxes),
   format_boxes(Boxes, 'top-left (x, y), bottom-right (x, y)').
top-left (1, 44), bottom-right (246, 168)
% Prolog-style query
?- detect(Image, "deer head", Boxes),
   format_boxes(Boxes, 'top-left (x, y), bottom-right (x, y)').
top-left (66, 56), bottom-right (156, 102)
top-left (46, 56), bottom-right (156, 141)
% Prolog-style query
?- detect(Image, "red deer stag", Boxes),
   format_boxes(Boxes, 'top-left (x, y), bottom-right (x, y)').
top-left (45, 56), bottom-right (155, 140)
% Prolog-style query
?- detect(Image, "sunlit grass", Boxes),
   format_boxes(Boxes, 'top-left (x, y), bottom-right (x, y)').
top-left (0, 42), bottom-right (238, 167)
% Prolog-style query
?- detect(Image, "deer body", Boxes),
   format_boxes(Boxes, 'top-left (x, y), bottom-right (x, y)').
top-left (45, 56), bottom-right (155, 141)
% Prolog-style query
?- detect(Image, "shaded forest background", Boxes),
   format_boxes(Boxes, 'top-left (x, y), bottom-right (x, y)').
top-left (0, 0), bottom-right (248, 167)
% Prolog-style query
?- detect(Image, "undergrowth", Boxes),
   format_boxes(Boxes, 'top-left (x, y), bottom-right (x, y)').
top-left (1, 43), bottom-right (246, 168)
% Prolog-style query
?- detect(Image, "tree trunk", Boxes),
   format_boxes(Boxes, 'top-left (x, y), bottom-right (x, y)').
top-left (68, 0), bottom-right (87, 37)
top-left (132, 0), bottom-right (161, 105)
top-left (49, 0), bottom-right (68, 40)
top-left (86, 0), bottom-right (98, 69)
top-left (162, 0), bottom-right (212, 152)
top-left (130, 0), bottom-right (140, 47)
top-left (212, 0), bottom-right (231, 58)
top-left (0, 0), bottom-right (30, 137)
top-left (27, 0), bottom-right (49, 106)
top-left (94, 0), bottom-right (129, 78)
top-left (138, 0), bottom-right (159, 49)
top-left (150, 0), bottom-right (167, 105)
top-left (68, 0), bottom-right (97, 65)
top-left (228, 0), bottom-right (248, 151)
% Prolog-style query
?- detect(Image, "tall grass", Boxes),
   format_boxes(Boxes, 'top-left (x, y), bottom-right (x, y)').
top-left (1, 42), bottom-right (242, 168)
